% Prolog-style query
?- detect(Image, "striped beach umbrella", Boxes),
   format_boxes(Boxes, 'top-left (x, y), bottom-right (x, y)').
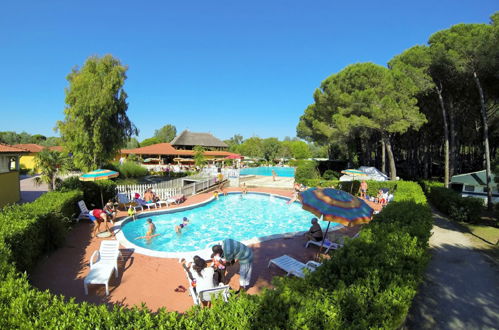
top-left (341, 169), bottom-right (368, 177)
top-left (299, 187), bottom-right (373, 227)
top-left (79, 169), bottom-right (119, 181)
top-left (299, 187), bottom-right (373, 253)
top-left (79, 169), bottom-right (119, 207)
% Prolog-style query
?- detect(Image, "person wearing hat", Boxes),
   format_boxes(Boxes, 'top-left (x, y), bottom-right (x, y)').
top-left (305, 218), bottom-right (323, 242)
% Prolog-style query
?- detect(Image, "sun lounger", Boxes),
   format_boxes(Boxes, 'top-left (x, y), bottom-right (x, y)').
top-left (268, 255), bottom-right (321, 278)
top-left (90, 240), bottom-right (123, 276)
top-left (117, 193), bottom-right (143, 212)
top-left (168, 194), bottom-right (185, 205)
top-left (305, 239), bottom-right (342, 253)
top-left (85, 240), bottom-right (122, 295)
top-left (155, 198), bottom-right (169, 208)
top-left (84, 264), bottom-right (115, 295)
top-left (77, 200), bottom-right (90, 222)
top-left (134, 198), bottom-right (157, 210)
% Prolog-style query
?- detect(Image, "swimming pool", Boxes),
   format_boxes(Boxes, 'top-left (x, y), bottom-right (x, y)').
top-left (240, 166), bottom-right (295, 177)
top-left (118, 192), bottom-right (337, 257)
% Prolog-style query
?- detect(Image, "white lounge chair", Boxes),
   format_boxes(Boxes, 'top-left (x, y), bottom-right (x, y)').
top-left (77, 200), bottom-right (90, 222)
top-left (196, 285), bottom-right (231, 305)
top-left (268, 255), bottom-right (321, 278)
top-left (117, 193), bottom-right (143, 212)
top-left (155, 198), bottom-right (169, 208)
top-left (305, 239), bottom-right (342, 253)
top-left (135, 198), bottom-right (157, 210)
top-left (90, 240), bottom-right (123, 276)
top-left (84, 264), bottom-right (115, 295)
top-left (85, 240), bottom-right (122, 295)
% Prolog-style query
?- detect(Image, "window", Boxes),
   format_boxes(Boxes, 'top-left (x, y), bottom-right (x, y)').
top-left (464, 185), bottom-right (475, 192)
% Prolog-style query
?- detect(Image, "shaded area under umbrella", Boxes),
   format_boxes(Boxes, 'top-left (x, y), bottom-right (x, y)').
top-left (79, 169), bottom-right (119, 208)
top-left (299, 187), bottom-right (374, 252)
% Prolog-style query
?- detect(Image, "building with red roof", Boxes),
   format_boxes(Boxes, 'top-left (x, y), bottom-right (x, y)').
top-left (0, 143), bottom-right (29, 207)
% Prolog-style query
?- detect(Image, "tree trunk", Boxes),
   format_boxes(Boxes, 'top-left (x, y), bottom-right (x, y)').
top-left (473, 71), bottom-right (493, 209)
top-left (448, 99), bottom-right (457, 177)
top-left (383, 134), bottom-right (397, 180)
top-left (381, 139), bottom-right (386, 174)
top-left (436, 86), bottom-right (450, 188)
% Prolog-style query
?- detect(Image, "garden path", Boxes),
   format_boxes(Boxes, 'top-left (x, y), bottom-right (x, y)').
top-left (19, 175), bottom-right (48, 203)
top-left (404, 210), bottom-right (499, 329)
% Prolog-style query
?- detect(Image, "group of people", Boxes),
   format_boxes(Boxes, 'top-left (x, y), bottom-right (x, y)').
top-left (359, 181), bottom-right (390, 205)
top-left (180, 238), bottom-right (253, 307)
top-left (143, 188), bottom-right (160, 203)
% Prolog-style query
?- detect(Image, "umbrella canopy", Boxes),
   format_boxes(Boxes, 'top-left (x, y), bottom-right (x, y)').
top-left (341, 169), bottom-right (368, 177)
top-left (79, 169), bottom-right (119, 182)
top-left (299, 187), bottom-right (373, 227)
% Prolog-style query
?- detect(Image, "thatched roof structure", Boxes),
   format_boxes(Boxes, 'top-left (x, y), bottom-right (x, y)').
top-left (170, 130), bottom-right (228, 149)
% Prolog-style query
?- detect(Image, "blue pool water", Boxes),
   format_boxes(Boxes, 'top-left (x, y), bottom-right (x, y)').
top-left (121, 193), bottom-right (336, 253)
top-left (240, 166), bottom-right (295, 177)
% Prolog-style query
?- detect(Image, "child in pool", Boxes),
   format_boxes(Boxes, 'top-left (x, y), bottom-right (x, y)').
top-left (213, 191), bottom-right (219, 200)
top-left (175, 217), bottom-right (189, 233)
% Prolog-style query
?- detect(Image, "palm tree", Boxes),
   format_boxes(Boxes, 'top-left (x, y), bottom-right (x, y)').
top-left (32, 149), bottom-right (68, 191)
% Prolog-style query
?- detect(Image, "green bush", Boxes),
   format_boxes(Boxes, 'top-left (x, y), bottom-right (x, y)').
top-left (0, 190), bottom-right (82, 272)
top-left (115, 160), bottom-right (149, 178)
top-left (59, 176), bottom-right (117, 208)
top-left (294, 160), bottom-right (320, 183)
top-left (420, 181), bottom-right (483, 222)
top-left (322, 169), bottom-right (339, 180)
top-left (0, 181), bottom-right (432, 329)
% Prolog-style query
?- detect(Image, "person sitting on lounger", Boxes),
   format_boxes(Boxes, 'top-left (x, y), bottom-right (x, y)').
top-left (175, 217), bottom-right (189, 233)
top-left (305, 218), bottom-right (323, 242)
top-left (181, 256), bottom-right (216, 308)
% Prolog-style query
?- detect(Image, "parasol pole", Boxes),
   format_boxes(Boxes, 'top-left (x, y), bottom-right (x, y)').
top-left (318, 215), bottom-right (331, 254)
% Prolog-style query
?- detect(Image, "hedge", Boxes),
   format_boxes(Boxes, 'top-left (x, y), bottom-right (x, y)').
top-left (0, 182), bottom-right (432, 329)
top-left (59, 177), bottom-right (117, 208)
top-left (419, 180), bottom-right (483, 222)
top-left (294, 160), bottom-right (320, 183)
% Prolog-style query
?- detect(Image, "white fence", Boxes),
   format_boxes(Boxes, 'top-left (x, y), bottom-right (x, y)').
top-left (116, 176), bottom-right (219, 201)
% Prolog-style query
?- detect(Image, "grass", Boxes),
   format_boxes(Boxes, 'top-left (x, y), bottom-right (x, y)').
top-left (458, 213), bottom-right (499, 260)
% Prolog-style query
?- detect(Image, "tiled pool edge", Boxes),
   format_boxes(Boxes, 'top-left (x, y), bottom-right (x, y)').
top-left (115, 191), bottom-right (343, 259)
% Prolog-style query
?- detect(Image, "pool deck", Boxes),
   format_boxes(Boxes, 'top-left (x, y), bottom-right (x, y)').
top-left (30, 187), bottom-right (366, 313)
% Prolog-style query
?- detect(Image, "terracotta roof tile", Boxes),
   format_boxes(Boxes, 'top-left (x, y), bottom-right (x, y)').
top-left (48, 146), bottom-right (64, 152)
top-left (120, 143), bottom-right (240, 158)
top-left (13, 143), bottom-right (46, 153)
top-left (0, 143), bottom-right (29, 153)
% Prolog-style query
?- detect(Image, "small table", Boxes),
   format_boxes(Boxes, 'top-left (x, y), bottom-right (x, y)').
top-left (84, 264), bottom-right (115, 295)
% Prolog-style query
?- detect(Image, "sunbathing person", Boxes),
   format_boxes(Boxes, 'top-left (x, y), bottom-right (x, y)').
top-left (305, 218), bottom-right (323, 242)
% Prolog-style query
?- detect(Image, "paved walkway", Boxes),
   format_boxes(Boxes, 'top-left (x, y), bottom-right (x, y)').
top-left (405, 211), bottom-right (499, 329)
top-left (19, 175), bottom-right (48, 203)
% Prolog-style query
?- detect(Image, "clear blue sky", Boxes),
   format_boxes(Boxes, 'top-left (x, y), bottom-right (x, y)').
top-left (0, 1), bottom-right (497, 142)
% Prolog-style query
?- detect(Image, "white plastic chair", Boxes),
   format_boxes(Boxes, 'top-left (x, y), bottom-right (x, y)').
top-left (197, 285), bottom-right (231, 305)
top-left (84, 240), bottom-right (122, 295)
top-left (77, 200), bottom-right (90, 222)
top-left (90, 240), bottom-right (123, 276)
top-left (268, 255), bottom-right (321, 278)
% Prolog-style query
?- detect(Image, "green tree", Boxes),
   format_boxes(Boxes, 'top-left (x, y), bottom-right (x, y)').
top-left (32, 149), bottom-right (68, 191)
top-left (193, 145), bottom-right (206, 167)
top-left (154, 124), bottom-right (177, 143)
top-left (140, 137), bottom-right (161, 147)
top-left (429, 21), bottom-right (497, 208)
top-left (124, 138), bottom-right (140, 149)
top-left (57, 55), bottom-right (138, 171)
top-left (289, 140), bottom-right (311, 159)
top-left (238, 137), bottom-right (263, 158)
top-left (224, 134), bottom-right (244, 153)
top-left (262, 138), bottom-right (281, 162)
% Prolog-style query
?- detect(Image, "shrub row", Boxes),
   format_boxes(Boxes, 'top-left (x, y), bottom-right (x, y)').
top-left (0, 182), bottom-right (432, 329)
top-left (58, 177), bottom-right (117, 208)
top-left (294, 160), bottom-right (320, 183)
top-left (419, 180), bottom-right (483, 222)
top-left (0, 190), bottom-right (82, 273)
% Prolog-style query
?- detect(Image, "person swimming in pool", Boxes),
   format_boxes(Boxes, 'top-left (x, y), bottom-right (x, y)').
top-left (175, 217), bottom-right (189, 233)
top-left (135, 218), bottom-right (159, 241)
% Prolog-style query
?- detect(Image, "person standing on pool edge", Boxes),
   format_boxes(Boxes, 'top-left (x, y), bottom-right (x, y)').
top-left (212, 238), bottom-right (253, 292)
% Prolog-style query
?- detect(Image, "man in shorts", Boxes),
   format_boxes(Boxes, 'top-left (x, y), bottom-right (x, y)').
top-left (89, 209), bottom-right (113, 237)
top-left (212, 238), bottom-right (253, 292)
